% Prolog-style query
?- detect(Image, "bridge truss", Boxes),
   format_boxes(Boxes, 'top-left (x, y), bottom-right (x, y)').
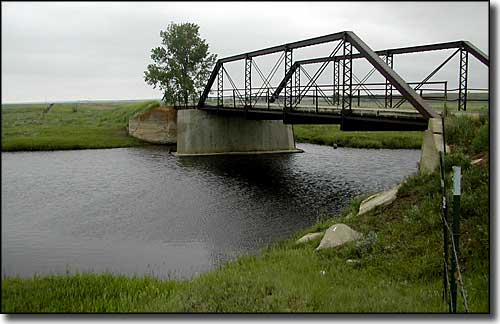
top-left (198, 31), bottom-right (489, 131)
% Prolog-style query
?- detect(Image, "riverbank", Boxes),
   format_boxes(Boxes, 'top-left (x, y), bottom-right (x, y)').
top-left (293, 124), bottom-right (423, 149)
top-left (1, 101), bottom-right (159, 151)
top-left (1, 115), bottom-right (489, 313)
top-left (3, 100), bottom-right (426, 151)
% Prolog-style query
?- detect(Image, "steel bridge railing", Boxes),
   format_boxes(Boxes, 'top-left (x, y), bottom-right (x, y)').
top-left (203, 81), bottom-right (488, 114)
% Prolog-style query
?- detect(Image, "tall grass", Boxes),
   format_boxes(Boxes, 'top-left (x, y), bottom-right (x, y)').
top-left (1, 101), bottom-right (160, 151)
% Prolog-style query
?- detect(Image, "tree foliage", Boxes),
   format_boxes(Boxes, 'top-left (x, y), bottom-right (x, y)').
top-left (144, 22), bottom-right (217, 106)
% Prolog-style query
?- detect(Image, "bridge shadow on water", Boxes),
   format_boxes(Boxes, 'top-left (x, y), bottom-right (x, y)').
top-left (2, 144), bottom-right (420, 281)
top-left (174, 148), bottom-right (364, 220)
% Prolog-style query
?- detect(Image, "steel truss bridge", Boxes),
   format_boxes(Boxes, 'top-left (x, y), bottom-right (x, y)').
top-left (196, 31), bottom-right (489, 131)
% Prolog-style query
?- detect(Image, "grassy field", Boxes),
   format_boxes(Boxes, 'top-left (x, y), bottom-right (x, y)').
top-left (292, 98), bottom-right (488, 149)
top-left (2, 97), bottom-right (488, 151)
top-left (1, 101), bottom-right (160, 151)
top-left (1, 115), bottom-right (489, 313)
top-left (293, 125), bottom-right (423, 149)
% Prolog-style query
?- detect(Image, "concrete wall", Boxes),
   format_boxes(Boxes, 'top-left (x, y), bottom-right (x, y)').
top-left (128, 106), bottom-right (177, 144)
top-left (419, 117), bottom-right (448, 174)
top-left (176, 109), bottom-right (300, 156)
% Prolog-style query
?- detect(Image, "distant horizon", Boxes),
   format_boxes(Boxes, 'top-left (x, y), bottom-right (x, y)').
top-left (1, 97), bottom-right (162, 105)
top-left (1, 89), bottom-right (490, 106)
top-left (2, 2), bottom-right (488, 103)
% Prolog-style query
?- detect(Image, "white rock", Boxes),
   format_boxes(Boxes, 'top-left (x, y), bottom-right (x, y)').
top-left (296, 232), bottom-right (324, 244)
top-left (315, 224), bottom-right (362, 251)
top-left (471, 158), bottom-right (483, 165)
top-left (357, 184), bottom-right (400, 216)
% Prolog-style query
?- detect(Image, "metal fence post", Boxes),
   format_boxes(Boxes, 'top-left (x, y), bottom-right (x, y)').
top-left (439, 116), bottom-right (450, 310)
top-left (451, 166), bottom-right (461, 313)
top-left (444, 82), bottom-right (448, 107)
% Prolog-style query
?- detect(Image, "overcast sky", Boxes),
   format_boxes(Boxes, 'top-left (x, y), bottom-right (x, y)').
top-left (1, 1), bottom-right (489, 103)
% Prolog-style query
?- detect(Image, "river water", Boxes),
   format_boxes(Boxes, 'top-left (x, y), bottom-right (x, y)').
top-left (2, 144), bottom-right (420, 279)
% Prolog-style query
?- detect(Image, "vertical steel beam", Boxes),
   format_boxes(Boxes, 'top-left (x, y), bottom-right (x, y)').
top-left (285, 48), bottom-right (293, 109)
top-left (384, 54), bottom-right (393, 108)
top-left (245, 56), bottom-right (252, 108)
top-left (458, 48), bottom-right (469, 111)
top-left (217, 65), bottom-right (224, 107)
top-left (334, 60), bottom-right (340, 105)
top-left (342, 39), bottom-right (353, 113)
top-left (345, 31), bottom-right (437, 119)
top-left (295, 65), bottom-right (301, 105)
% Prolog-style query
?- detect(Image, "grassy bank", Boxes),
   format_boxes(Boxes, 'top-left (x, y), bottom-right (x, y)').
top-left (2, 99), bottom-right (487, 152)
top-left (1, 114), bottom-right (488, 313)
top-left (293, 124), bottom-right (423, 149)
top-left (1, 101), bottom-right (159, 151)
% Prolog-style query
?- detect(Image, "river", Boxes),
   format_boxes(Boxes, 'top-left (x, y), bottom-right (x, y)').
top-left (2, 143), bottom-right (420, 279)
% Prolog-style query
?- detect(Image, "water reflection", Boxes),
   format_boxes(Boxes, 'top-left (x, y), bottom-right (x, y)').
top-left (2, 144), bottom-right (420, 279)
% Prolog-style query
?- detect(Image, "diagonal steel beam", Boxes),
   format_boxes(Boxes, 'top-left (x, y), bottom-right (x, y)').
top-left (269, 62), bottom-right (299, 102)
top-left (462, 41), bottom-right (489, 66)
top-left (199, 61), bottom-right (222, 107)
top-left (344, 31), bottom-right (438, 119)
top-left (393, 49), bottom-right (460, 109)
top-left (199, 32), bottom-right (486, 114)
top-left (296, 40), bottom-right (488, 66)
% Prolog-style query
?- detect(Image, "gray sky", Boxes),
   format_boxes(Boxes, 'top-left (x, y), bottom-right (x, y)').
top-left (1, 1), bottom-right (489, 103)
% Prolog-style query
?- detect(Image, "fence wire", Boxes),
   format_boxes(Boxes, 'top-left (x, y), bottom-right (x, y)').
top-left (439, 115), bottom-right (470, 313)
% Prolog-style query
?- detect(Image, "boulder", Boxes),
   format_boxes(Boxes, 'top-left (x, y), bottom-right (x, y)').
top-left (315, 224), bottom-right (362, 251)
top-left (357, 185), bottom-right (400, 216)
top-left (296, 232), bottom-right (323, 244)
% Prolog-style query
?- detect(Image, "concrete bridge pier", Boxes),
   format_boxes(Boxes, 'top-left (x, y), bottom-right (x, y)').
top-left (175, 109), bottom-right (301, 156)
top-left (419, 117), bottom-right (448, 174)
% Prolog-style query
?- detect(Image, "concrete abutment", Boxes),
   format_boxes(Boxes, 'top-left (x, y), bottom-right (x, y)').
top-left (128, 106), bottom-right (300, 156)
top-left (176, 109), bottom-right (300, 156)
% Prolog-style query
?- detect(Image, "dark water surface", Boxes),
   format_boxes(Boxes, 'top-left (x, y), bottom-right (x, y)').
top-left (2, 144), bottom-right (420, 279)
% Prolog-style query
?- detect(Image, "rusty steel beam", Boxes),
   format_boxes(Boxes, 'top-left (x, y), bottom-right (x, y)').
top-left (200, 32), bottom-right (344, 107)
top-left (270, 40), bottom-right (487, 108)
top-left (219, 31), bottom-right (345, 63)
top-left (200, 31), bottom-right (486, 116)
top-left (345, 31), bottom-right (437, 119)
top-left (463, 41), bottom-right (489, 66)
top-left (199, 61), bottom-right (222, 107)
top-left (296, 40), bottom-right (488, 66)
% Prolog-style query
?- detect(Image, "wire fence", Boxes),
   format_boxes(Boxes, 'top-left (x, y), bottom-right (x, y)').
top-left (439, 115), bottom-right (470, 313)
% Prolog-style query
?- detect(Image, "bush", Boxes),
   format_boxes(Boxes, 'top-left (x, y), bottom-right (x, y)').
top-left (445, 116), bottom-right (481, 149)
top-left (444, 150), bottom-right (471, 172)
top-left (472, 123), bottom-right (489, 154)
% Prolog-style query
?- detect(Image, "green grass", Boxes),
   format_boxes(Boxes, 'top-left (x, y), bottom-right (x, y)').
top-left (2, 114), bottom-right (489, 313)
top-left (292, 99), bottom-right (489, 150)
top-left (1, 112), bottom-right (489, 313)
top-left (3, 98), bottom-right (488, 152)
top-left (1, 101), bottom-right (160, 151)
top-left (293, 124), bottom-right (423, 149)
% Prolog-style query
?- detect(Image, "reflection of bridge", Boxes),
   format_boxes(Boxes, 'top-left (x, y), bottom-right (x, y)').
top-left (196, 31), bottom-right (488, 131)
top-left (175, 31), bottom-right (488, 156)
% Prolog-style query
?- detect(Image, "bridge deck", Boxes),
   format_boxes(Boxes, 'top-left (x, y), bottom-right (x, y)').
top-left (199, 103), bottom-right (428, 131)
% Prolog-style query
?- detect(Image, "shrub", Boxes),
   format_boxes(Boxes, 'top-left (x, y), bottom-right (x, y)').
top-left (472, 123), bottom-right (489, 154)
top-left (445, 115), bottom-right (481, 149)
top-left (444, 150), bottom-right (471, 173)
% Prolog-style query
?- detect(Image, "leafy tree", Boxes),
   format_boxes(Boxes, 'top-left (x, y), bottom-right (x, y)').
top-left (144, 22), bottom-right (217, 106)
